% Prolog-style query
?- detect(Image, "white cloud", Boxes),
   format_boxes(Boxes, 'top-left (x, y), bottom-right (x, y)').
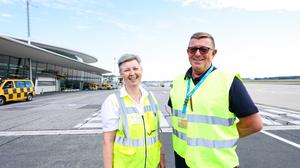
top-left (75, 25), bottom-right (90, 30)
top-left (181, 16), bottom-right (206, 24)
top-left (0, 0), bottom-right (16, 4)
top-left (98, 17), bottom-right (140, 32)
top-left (178, 0), bottom-right (300, 11)
top-left (1, 13), bottom-right (12, 17)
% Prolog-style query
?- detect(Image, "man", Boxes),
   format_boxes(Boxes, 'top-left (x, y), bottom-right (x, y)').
top-left (169, 32), bottom-right (263, 168)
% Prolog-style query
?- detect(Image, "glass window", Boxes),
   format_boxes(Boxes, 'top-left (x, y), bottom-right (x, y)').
top-left (3, 81), bottom-right (13, 89)
top-left (36, 62), bottom-right (47, 75)
top-left (0, 55), bottom-right (9, 71)
top-left (0, 69), bottom-right (8, 78)
top-left (8, 57), bottom-right (28, 78)
top-left (15, 81), bottom-right (25, 88)
top-left (38, 81), bottom-right (56, 86)
top-left (25, 81), bottom-right (32, 87)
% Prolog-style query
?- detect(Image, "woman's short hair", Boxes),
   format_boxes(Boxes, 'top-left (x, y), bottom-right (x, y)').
top-left (118, 54), bottom-right (141, 70)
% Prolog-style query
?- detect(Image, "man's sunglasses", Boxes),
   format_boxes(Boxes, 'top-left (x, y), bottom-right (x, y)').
top-left (187, 46), bottom-right (212, 55)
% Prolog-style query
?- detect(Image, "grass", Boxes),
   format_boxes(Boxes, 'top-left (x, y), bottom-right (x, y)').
top-left (243, 79), bottom-right (300, 85)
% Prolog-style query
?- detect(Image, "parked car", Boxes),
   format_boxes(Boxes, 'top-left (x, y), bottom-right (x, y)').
top-left (0, 79), bottom-right (35, 106)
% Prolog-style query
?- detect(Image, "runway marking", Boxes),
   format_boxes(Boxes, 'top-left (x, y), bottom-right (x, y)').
top-left (261, 118), bottom-right (281, 125)
top-left (0, 129), bottom-right (103, 136)
top-left (80, 123), bottom-right (102, 128)
top-left (258, 105), bottom-right (300, 126)
top-left (260, 111), bottom-right (282, 119)
top-left (264, 109), bottom-right (286, 115)
top-left (264, 125), bottom-right (300, 130)
top-left (261, 130), bottom-right (300, 149)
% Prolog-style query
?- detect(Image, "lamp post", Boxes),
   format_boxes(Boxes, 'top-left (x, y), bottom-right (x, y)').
top-left (26, 0), bottom-right (31, 45)
top-left (26, 0), bottom-right (32, 80)
top-left (114, 57), bottom-right (116, 75)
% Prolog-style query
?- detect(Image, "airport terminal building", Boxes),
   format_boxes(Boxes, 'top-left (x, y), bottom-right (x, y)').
top-left (0, 35), bottom-right (110, 94)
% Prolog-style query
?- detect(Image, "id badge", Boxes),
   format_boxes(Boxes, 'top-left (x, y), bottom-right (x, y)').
top-left (178, 118), bottom-right (187, 128)
top-left (130, 115), bottom-right (142, 125)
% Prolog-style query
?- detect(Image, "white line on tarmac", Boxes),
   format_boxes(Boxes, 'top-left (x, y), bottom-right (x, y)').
top-left (261, 117), bottom-right (282, 125)
top-left (264, 125), bottom-right (300, 130)
top-left (261, 130), bottom-right (300, 149)
top-left (80, 123), bottom-right (102, 128)
top-left (0, 129), bottom-right (103, 136)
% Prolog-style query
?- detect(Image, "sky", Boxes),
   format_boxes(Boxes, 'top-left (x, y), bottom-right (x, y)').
top-left (0, 0), bottom-right (300, 81)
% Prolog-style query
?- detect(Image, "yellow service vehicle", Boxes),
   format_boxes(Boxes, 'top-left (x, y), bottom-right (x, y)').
top-left (88, 83), bottom-right (99, 90)
top-left (99, 83), bottom-right (113, 90)
top-left (0, 79), bottom-right (35, 106)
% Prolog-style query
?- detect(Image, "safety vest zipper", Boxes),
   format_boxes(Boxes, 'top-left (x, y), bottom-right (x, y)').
top-left (141, 115), bottom-right (147, 168)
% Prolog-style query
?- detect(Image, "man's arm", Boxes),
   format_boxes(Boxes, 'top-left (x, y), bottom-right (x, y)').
top-left (237, 113), bottom-right (263, 138)
top-left (103, 131), bottom-right (116, 168)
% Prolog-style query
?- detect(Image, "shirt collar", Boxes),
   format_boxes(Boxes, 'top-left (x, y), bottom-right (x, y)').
top-left (120, 85), bottom-right (148, 99)
top-left (184, 65), bottom-right (216, 80)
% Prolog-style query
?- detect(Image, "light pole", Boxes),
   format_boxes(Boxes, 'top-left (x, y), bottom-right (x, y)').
top-left (114, 57), bottom-right (116, 75)
top-left (26, 0), bottom-right (32, 80)
top-left (26, 0), bottom-right (31, 45)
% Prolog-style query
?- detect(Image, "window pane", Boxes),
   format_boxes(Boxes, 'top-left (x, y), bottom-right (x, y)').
top-left (25, 81), bottom-right (32, 87)
top-left (15, 81), bottom-right (25, 88)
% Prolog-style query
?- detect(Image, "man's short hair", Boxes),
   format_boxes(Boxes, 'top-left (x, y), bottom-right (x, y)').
top-left (118, 54), bottom-right (141, 70)
top-left (190, 32), bottom-right (215, 48)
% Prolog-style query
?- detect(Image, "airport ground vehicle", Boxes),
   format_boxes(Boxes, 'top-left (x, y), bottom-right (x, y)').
top-left (0, 79), bottom-right (35, 106)
top-left (88, 83), bottom-right (99, 90)
top-left (98, 83), bottom-right (113, 90)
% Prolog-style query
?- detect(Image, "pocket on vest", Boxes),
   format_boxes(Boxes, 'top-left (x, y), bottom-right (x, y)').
top-left (117, 145), bottom-right (136, 155)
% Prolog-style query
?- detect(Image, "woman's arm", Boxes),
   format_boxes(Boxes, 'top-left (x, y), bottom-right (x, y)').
top-left (103, 131), bottom-right (116, 168)
top-left (158, 135), bottom-right (166, 168)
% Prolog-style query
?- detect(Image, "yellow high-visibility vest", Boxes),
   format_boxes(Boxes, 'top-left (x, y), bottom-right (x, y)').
top-left (113, 91), bottom-right (161, 168)
top-left (170, 70), bottom-right (239, 168)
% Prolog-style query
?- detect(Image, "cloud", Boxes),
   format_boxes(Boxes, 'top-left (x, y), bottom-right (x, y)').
top-left (76, 8), bottom-right (140, 32)
top-left (178, 0), bottom-right (300, 11)
top-left (32, 1), bottom-right (139, 32)
top-left (75, 25), bottom-right (90, 30)
top-left (98, 17), bottom-right (140, 32)
top-left (0, 0), bottom-right (16, 4)
top-left (1, 13), bottom-right (12, 17)
top-left (32, 0), bottom-right (77, 10)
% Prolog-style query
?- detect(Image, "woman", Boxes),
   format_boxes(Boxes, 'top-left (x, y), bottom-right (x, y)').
top-left (101, 54), bottom-right (166, 168)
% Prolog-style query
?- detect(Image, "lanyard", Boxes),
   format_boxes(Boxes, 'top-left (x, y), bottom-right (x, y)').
top-left (182, 66), bottom-right (214, 114)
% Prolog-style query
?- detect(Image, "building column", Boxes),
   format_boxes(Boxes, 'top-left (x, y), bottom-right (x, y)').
top-left (29, 58), bottom-right (32, 80)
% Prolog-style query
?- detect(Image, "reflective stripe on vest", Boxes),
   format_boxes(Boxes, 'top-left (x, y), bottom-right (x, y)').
top-left (172, 109), bottom-right (185, 118)
top-left (173, 128), bottom-right (237, 148)
top-left (187, 114), bottom-right (236, 126)
top-left (118, 105), bottom-right (158, 114)
top-left (187, 137), bottom-right (238, 148)
top-left (173, 128), bottom-right (187, 141)
top-left (147, 92), bottom-right (160, 136)
top-left (115, 91), bottom-right (131, 136)
top-left (115, 135), bottom-right (159, 146)
top-left (173, 110), bottom-right (236, 126)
